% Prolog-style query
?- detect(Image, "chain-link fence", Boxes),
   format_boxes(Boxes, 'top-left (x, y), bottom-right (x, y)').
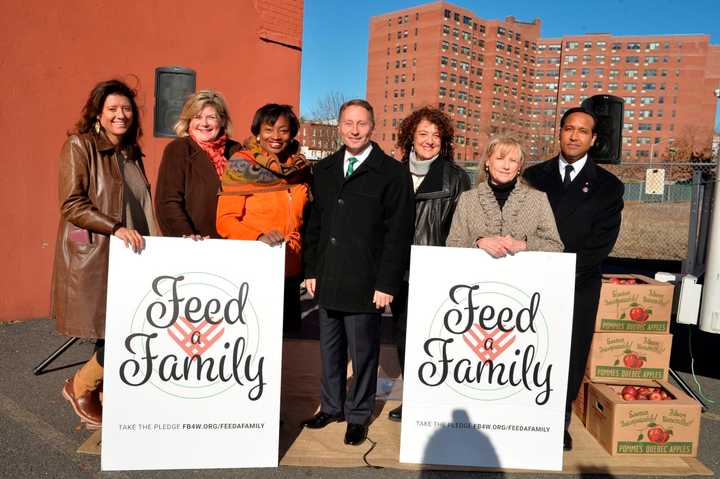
top-left (607, 160), bottom-right (718, 261)
top-left (458, 158), bottom-right (719, 262)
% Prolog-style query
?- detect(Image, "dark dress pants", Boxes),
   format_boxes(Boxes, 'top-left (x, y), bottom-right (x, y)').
top-left (391, 281), bottom-right (409, 376)
top-left (564, 275), bottom-right (602, 426)
top-left (283, 276), bottom-right (302, 333)
top-left (319, 308), bottom-right (381, 425)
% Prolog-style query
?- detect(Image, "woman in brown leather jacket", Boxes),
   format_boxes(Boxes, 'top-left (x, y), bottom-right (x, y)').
top-left (52, 79), bottom-right (159, 429)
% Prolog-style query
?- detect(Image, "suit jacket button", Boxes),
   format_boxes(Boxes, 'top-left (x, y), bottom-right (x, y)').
top-left (330, 237), bottom-right (337, 245)
top-left (337, 198), bottom-right (344, 206)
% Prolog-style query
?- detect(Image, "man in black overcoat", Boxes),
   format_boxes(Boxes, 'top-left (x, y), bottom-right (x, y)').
top-left (301, 99), bottom-right (414, 445)
top-left (524, 107), bottom-right (624, 450)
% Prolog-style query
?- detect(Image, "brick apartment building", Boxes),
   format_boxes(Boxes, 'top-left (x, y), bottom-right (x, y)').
top-left (297, 120), bottom-right (341, 161)
top-left (367, 1), bottom-right (720, 163)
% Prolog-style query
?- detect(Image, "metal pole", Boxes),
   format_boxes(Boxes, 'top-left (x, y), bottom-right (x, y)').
top-left (697, 169), bottom-right (715, 271)
top-left (33, 337), bottom-right (78, 376)
top-left (682, 167), bottom-right (702, 275)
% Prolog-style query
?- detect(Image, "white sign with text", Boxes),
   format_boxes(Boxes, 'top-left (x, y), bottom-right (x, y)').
top-left (102, 237), bottom-right (285, 471)
top-left (400, 246), bottom-right (575, 471)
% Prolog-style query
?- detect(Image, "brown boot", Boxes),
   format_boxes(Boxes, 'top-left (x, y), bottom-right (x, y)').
top-left (62, 354), bottom-right (103, 428)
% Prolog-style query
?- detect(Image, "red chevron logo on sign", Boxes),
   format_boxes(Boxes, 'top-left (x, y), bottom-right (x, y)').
top-left (167, 316), bottom-right (225, 358)
top-left (463, 324), bottom-right (516, 361)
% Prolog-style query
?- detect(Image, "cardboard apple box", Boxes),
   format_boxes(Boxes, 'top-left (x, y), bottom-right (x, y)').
top-left (586, 332), bottom-right (672, 384)
top-left (586, 381), bottom-right (701, 456)
top-left (571, 375), bottom-right (591, 425)
top-left (596, 274), bottom-right (674, 334)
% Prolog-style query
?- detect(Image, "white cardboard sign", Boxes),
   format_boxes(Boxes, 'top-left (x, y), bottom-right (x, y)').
top-left (102, 237), bottom-right (285, 471)
top-left (400, 246), bottom-right (576, 471)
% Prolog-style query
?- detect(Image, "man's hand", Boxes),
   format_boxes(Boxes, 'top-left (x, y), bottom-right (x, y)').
top-left (305, 278), bottom-right (316, 298)
top-left (182, 234), bottom-right (209, 241)
top-left (373, 290), bottom-right (393, 309)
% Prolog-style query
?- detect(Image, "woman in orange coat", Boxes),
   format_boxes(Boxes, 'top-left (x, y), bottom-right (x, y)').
top-left (217, 104), bottom-right (310, 332)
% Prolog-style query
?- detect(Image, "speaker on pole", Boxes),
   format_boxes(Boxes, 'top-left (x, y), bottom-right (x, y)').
top-left (581, 94), bottom-right (624, 164)
top-left (154, 66), bottom-right (196, 137)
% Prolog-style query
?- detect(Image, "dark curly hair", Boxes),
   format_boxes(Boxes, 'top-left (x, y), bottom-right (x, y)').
top-left (71, 79), bottom-right (142, 145)
top-left (251, 103), bottom-right (300, 139)
top-left (396, 107), bottom-right (455, 162)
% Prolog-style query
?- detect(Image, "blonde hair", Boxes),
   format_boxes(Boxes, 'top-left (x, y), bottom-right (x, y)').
top-left (174, 90), bottom-right (232, 137)
top-left (477, 135), bottom-right (527, 184)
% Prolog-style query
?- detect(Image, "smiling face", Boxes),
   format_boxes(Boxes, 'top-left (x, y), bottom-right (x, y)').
top-left (559, 111), bottom-right (597, 162)
top-left (339, 105), bottom-right (374, 155)
top-left (258, 115), bottom-right (292, 155)
top-left (413, 119), bottom-right (441, 161)
top-left (98, 94), bottom-right (133, 145)
top-left (188, 105), bottom-right (222, 142)
top-left (486, 143), bottom-right (523, 185)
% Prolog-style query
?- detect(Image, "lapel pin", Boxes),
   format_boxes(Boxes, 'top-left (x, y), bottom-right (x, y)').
top-left (582, 182), bottom-right (590, 193)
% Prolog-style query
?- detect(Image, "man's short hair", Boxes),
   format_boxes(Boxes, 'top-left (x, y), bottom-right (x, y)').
top-left (559, 107), bottom-right (598, 134)
top-left (338, 99), bottom-right (375, 126)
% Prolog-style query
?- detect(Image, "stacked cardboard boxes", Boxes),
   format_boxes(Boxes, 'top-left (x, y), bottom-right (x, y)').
top-left (572, 275), bottom-right (701, 456)
top-left (587, 275), bottom-right (674, 384)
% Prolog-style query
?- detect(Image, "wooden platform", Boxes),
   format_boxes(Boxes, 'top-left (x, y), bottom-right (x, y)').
top-left (80, 339), bottom-right (713, 475)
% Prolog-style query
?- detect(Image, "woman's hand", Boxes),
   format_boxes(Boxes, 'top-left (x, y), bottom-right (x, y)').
top-left (373, 290), bottom-right (394, 309)
top-left (475, 236), bottom-right (527, 257)
top-left (258, 229), bottom-right (285, 246)
top-left (503, 235), bottom-right (527, 255)
top-left (182, 234), bottom-right (209, 241)
top-left (475, 236), bottom-right (510, 258)
top-left (114, 227), bottom-right (145, 253)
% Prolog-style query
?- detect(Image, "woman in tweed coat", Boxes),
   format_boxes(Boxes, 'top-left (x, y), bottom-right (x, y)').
top-left (447, 136), bottom-right (563, 255)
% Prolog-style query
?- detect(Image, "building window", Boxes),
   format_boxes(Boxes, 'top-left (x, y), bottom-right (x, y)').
top-left (566, 41), bottom-right (579, 49)
top-left (627, 42), bottom-right (641, 50)
top-left (626, 56), bottom-right (640, 64)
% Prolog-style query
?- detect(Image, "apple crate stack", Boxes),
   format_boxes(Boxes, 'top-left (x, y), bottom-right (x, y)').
top-left (574, 275), bottom-right (702, 457)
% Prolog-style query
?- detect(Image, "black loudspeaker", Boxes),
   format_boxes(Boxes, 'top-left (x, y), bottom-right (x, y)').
top-left (154, 67), bottom-right (196, 137)
top-left (581, 94), bottom-right (624, 164)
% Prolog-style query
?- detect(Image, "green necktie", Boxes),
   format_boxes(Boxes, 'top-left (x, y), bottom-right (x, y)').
top-left (346, 157), bottom-right (358, 177)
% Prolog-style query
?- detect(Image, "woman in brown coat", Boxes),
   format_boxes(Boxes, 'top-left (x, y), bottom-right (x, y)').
top-left (155, 90), bottom-right (240, 238)
top-left (447, 136), bottom-right (563, 254)
top-left (52, 79), bottom-right (159, 429)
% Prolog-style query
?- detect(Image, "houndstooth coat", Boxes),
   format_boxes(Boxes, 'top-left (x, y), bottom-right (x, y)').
top-left (446, 180), bottom-right (564, 252)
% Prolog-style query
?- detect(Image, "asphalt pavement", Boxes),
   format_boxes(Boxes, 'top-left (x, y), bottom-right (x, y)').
top-left (1, 311), bottom-right (718, 479)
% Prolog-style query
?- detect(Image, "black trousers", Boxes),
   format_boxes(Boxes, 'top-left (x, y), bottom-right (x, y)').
top-left (565, 276), bottom-right (602, 424)
top-left (318, 308), bottom-right (381, 425)
top-left (391, 281), bottom-right (409, 376)
top-left (283, 276), bottom-right (302, 333)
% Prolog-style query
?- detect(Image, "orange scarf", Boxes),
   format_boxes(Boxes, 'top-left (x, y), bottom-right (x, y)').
top-left (190, 133), bottom-right (228, 178)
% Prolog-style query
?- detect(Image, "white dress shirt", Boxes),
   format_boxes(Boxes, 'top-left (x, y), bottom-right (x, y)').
top-left (343, 143), bottom-right (373, 176)
top-left (558, 153), bottom-right (588, 183)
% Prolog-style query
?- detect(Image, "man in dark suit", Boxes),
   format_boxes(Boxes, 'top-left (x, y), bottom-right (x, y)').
top-left (524, 106), bottom-right (624, 451)
top-left (301, 99), bottom-right (414, 445)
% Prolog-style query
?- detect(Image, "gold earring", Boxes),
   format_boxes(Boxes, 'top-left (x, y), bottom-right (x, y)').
top-left (94, 121), bottom-right (101, 134)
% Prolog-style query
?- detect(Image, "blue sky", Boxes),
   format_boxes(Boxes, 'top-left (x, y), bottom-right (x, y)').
top-left (299, 0), bottom-right (720, 127)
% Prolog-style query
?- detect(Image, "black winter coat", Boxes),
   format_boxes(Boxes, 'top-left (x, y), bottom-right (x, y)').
top-left (303, 143), bottom-right (415, 313)
top-left (523, 156), bottom-right (624, 285)
top-left (408, 158), bottom-right (471, 246)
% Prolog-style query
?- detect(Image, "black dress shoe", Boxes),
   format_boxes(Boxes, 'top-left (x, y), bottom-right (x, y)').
top-left (564, 430), bottom-right (573, 451)
top-left (344, 423), bottom-right (368, 446)
top-left (300, 412), bottom-right (344, 429)
top-left (388, 404), bottom-right (402, 422)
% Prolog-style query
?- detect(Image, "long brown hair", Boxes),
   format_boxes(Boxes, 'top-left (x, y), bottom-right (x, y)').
top-left (396, 107), bottom-right (455, 162)
top-left (71, 79), bottom-right (142, 145)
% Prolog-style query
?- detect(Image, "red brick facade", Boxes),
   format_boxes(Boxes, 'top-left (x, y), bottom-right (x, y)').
top-left (367, 1), bottom-right (720, 163)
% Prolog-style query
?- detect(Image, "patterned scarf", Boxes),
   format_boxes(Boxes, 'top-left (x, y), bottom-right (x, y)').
top-left (219, 136), bottom-right (310, 196)
top-left (190, 132), bottom-right (228, 178)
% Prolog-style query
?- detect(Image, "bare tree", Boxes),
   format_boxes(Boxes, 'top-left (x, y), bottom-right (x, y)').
top-left (310, 91), bottom-right (348, 121)
top-left (663, 125), bottom-right (714, 162)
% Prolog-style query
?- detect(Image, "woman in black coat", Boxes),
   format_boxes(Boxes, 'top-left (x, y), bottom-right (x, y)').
top-left (388, 107), bottom-right (471, 421)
